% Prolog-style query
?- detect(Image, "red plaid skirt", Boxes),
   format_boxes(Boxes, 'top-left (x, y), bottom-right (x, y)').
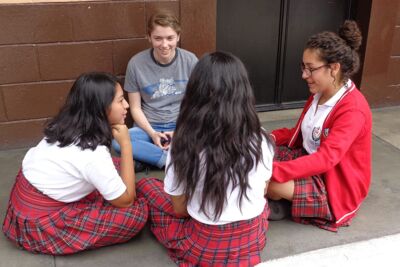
top-left (274, 146), bottom-right (347, 232)
top-left (2, 161), bottom-right (148, 255)
top-left (136, 177), bottom-right (270, 267)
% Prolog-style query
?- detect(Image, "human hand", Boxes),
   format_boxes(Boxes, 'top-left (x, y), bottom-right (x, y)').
top-left (150, 131), bottom-right (172, 150)
top-left (111, 124), bottom-right (131, 147)
top-left (160, 131), bottom-right (173, 150)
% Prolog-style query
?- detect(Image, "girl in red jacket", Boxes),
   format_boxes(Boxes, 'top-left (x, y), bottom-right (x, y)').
top-left (267, 20), bottom-right (372, 232)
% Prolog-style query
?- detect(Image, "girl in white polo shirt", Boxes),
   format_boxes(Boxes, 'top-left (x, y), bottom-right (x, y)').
top-left (2, 72), bottom-right (148, 254)
top-left (136, 52), bottom-right (274, 266)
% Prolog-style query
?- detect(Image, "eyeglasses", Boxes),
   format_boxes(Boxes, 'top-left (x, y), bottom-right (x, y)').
top-left (300, 63), bottom-right (330, 77)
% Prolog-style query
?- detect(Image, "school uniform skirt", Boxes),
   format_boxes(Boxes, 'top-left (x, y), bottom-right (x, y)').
top-left (136, 177), bottom-right (270, 267)
top-left (274, 146), bottom-right (349, 232)
top-left (2, 167), bottom-right (148, 255)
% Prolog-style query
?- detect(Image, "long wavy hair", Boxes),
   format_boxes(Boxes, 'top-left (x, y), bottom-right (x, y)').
top-left (44, 72), bottom-right (119, 150)
top-left (169, 51), bottom-right (270, 221)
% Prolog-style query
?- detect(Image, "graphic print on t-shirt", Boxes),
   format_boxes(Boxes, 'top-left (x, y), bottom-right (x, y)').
top-left (151, 78), bottom-right (181, 99)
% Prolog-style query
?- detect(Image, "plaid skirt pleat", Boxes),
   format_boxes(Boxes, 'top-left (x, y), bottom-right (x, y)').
top-left (274, 146), bottom-right (307, 162)
top-left (274, 146), bottom-right (343, 232)
top-left (292, 175), bottom-right (341, 232)
top-left (2, 158), bottom-right (148, 255)
top-left (136, 177), bottom-right (269, 267)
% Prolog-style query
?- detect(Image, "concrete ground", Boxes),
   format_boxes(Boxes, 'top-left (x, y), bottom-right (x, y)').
top-left (260, 233), bottom-right (400, 267)
top-left (0, 106), bottom-right (399, 267)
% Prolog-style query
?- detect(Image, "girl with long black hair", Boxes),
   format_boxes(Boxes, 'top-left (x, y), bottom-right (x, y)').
top-left (137, 52), bottom-right (274, 266)
top-left (3, 72), bottom-right (148, 254)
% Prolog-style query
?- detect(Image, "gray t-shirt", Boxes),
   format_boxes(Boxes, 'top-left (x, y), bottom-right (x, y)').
top-left (124, 48), bottom-right (198, 123)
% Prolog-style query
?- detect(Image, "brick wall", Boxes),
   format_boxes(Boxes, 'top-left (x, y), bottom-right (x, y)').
top-left (0, 0), bottom-right (216, 149)
top-left (360, 0), bottom-right (400, 107)
top-left (5, 0), bottom-right (399, 149)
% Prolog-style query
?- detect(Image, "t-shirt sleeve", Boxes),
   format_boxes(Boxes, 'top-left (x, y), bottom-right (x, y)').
top-left (124, 58), bottom-right (139, 93)
top-left (163, 150), bottom-right (185, 196)
top-left (189, 53), bottom-right (198, 72)
top-left (259, 137), bottom-right (274, 182)
top-left (82, 151), bottom-right (127, 201)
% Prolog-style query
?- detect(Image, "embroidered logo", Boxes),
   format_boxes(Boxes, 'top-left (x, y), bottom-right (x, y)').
top-left (312, 127), bottom-right (322, 141)
top-left (323, 128), bottom-right (330, 138)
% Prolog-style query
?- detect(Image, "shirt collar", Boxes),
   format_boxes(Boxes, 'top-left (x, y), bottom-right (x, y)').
top-left (314, 79), bottom-right (352, 107)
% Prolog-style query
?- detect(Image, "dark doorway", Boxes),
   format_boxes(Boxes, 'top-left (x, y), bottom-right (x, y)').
top-left (217, 0), bottom-right (355, 111)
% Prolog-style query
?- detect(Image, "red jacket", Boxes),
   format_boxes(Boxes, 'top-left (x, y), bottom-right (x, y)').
top-left (271, 81), bottom-right (372, 225)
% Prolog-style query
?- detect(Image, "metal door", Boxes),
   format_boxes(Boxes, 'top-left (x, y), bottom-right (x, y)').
top-left (217, 0), bottom-right (355, 111)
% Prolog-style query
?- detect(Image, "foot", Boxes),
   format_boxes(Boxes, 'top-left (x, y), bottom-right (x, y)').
top-left (268, 199), bottom-right (292, 221)
top-left (134, 161), bottom-right (149, 173)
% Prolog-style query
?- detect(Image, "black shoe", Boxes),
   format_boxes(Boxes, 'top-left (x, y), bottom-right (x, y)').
top-left (268, 199), bottom-right (292, 221)
top-left (134, 161), bottom-right (149, 173)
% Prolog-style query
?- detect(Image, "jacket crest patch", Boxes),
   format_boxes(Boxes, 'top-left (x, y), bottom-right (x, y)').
top-left (323, 128), bottom-right (330, 138)
top-left (312, 127), bottom-right (321, 141)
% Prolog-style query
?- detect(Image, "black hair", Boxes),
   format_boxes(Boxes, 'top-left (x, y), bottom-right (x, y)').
top-left (44, 72), bottom-right (119, 150)
top-left (169, 51), bottom-right (271, 221)
top-left (306, 20), bottom-right (362, 82)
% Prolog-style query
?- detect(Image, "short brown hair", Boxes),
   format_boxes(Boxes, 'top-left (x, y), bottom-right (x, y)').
top-left (147, 12), bottom-right (181, 36)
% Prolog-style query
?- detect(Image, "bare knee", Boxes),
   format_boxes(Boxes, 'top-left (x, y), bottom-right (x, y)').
top-left (266, 180), bottom-right (294, 201)
top-left (267, 181), bottom-right (284, 200)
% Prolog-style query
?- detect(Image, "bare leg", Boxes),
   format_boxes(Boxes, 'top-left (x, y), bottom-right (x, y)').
top-left (266, 180), bottom-right (295, 220)
top-left (267, 180), bottom-right (295, 201)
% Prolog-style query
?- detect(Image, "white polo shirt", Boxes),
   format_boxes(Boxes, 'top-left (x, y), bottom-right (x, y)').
top-left (164, 138), bottom-right (274, 225)
top-left (301, 80), bottom-right (351, 154)
top-left (23, 138), bottom-right (127, 202)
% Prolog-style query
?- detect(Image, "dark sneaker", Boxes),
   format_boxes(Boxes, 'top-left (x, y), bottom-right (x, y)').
top-left (268, 199), bottom-right (292, 221)
top-left (134, 161), bottom-right (149, 173)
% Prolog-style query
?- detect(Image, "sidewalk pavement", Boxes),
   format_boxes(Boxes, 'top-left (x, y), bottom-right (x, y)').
top-left (259, 233), bottom-right (400, 267)
top-left (0, 106), bottom-right (399, 267)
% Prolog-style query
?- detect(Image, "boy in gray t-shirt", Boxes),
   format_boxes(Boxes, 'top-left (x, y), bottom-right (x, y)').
top-left (125, 47), bottom-right (197, 124)
top-left (112, 13), bottom-right (197, 170)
